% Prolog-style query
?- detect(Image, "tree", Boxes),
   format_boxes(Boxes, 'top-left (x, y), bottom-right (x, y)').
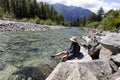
top-left (97, 7), bottom-right (104, 21)
top-left (0, 0), bottom-right (10, 13)
top-left (9, 0), bottom-right (16, 17)
top-left (88, 13), bottom-right (97, 22)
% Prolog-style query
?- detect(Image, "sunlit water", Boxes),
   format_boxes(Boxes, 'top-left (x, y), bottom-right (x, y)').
top-left (0, 27), bottom-right (86, 79)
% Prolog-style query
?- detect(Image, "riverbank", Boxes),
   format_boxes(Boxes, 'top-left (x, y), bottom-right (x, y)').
top-left (0, 19), bottom-right (65, 32)
top-left (46, 29), bottom-right (120, 80)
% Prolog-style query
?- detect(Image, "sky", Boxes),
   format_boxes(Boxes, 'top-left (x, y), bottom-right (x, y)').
top-left (36, 0), bottom-right (120, 13)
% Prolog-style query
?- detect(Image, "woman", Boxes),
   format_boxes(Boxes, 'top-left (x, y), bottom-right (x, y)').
top-left (51, 36), bottom-right (81, 62)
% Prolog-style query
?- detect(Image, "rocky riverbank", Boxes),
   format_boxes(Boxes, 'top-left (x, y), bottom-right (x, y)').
top-left (46, 30), bottom-right (120, 80)
top-left (0, 19), bottom-right (65, 32)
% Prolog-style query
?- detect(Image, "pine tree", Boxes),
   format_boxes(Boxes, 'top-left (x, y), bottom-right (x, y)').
top-left (97, 7), bottom-right (104, 21)
top-left (88, 13), bottom-right (97, 22)
top-left (0, 0), bottom-right (10, 13)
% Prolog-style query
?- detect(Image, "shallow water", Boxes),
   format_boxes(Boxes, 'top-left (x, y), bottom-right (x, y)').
top-left (0, 27), bottom-right (86, 79)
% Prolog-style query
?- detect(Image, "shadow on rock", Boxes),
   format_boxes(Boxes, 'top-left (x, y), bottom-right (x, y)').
top-left (77, 52), bottom-right (84, 59)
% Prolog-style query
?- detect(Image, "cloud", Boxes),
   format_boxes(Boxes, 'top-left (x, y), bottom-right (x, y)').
top-left (37, 0), bottom-right (120, 13)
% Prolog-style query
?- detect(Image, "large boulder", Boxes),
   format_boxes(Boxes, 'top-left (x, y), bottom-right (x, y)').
top-left (100, 33), bottom-right (120, 53)
top-left (46, 60), bottom-right (113, 80)
top-left (99, 46), bottom-right (112, 60)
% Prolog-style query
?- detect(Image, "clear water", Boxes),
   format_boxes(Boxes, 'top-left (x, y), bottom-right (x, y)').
top-left (0, 27), bottom-right (86, 79)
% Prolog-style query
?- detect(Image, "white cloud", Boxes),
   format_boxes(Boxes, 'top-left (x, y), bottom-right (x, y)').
top-left (37, 0), bottom-right (120, 13)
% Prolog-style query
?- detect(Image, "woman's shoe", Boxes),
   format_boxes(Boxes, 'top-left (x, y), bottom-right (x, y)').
top-left (50, 55), bottom-right (55, 58)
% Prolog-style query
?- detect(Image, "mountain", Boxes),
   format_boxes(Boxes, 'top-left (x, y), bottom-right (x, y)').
top-left (52, 3), bottom-right (93, 22)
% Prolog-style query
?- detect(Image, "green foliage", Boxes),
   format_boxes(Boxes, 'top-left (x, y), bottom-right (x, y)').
top-left (85, 8), bottom-right (120, 32)
top-left (86, 21), bottom-right (100, 28)
top-left (0, 7), bottom-right (3, 18)
top-left (35, 17), bottom-right (41, 24)
top-left (87, 13), bottom-right (97, 22)
top-left (45, 19), bottom-right (53, 25)
top-left (39, 20), bottom-right (45, 25)
top-left (29, 18), bottom-right (36, 23)
top-left (45, 19), bottom-right (57, 25)
top-left (101, 10), bottom-right (120, 32)
top-left (3, 12), bottom-right (13, 19)
top-left (21, 18), bottom-right (29, 22)
top-left (70, 17), bottom-right (86, 27)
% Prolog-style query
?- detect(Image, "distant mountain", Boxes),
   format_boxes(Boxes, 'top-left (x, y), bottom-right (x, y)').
top-left (52, 3), bottom-right (93, 22)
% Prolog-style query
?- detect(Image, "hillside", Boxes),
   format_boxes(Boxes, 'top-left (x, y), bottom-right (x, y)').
top-left (52, 3), bottom-right (93, 22)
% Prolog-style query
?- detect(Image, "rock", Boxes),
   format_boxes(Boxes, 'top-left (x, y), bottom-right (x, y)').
top-left (99, 46), bottom-right (112, 60)
top-left (0, 62), bottom-right (6, 71)
top-left (109, 60), bottom-right (118, 72)
top-left (0, 19), bottom-right (65, 32)
top-left (100, 33), bottom-right (120, 53)
top-left (0, 47), bottom-right (5, 52)
top-left (81, 33), bottom-right (102, 60)
top-left (111, 71), bottom-right (120, 80)
top-left (11, 64), bottom-right (53, 80)
top-left (46, 60), bottom-right (113, 80)
top-left (88, 44), bottom-right (101, 59)
top-left (111, 54), bottom-right (120, 66)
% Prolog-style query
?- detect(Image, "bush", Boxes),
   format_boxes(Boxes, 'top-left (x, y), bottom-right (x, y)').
top-left (21, 18), bottom-right (28, 22)
top-left (29, 18), bottom-right (36, 23)
top-left (45, 19), bottom-right (57, 25)
top-left (3, 12), bottom-right (14, 19)
top-left (86, 21), bottom-right (100, 28)
top-left (39, 20), bottom-right (45, 25)
top-left (45, 19), bottom-right (53, 25)
top-left (35, 17), bottom-right (40, 24)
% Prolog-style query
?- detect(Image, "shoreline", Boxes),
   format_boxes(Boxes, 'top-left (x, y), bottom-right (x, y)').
top-left (0, 19), bottom-right (66, 32)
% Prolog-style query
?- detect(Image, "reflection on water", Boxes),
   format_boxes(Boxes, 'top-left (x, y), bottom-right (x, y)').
top-left (0, 27), bottom-right (86, 79)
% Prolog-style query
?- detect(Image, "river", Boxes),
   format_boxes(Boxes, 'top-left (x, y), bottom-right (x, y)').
top-left (0, 27), bottom-right (86, 79)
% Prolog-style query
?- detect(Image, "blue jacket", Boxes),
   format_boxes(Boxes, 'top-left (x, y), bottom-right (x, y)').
top-left (67, 42), bottom-right (80, 60)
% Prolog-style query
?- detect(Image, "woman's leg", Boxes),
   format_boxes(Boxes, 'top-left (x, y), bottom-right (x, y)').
top-left (61, 55), bottom-right (67, 62)
top-left (51, 51), bottom-right (67, 58)
top-left (55, 51), bottom-right (67, 56)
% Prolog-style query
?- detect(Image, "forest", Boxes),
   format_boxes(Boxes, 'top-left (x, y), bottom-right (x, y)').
top-left (0, 0), bottom-right (64, 25)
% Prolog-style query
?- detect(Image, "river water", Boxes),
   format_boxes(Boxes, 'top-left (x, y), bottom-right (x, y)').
top-left (0, 27), bottom-right (86, 79)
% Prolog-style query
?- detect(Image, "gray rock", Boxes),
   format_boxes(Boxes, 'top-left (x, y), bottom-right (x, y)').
top-left (100, 33), bottom-right (120, 53)
top-left (111, 71), bottom-right (120, 80)
top-left (0, 47), bottom-right (5, 52)
top-left (88, 44), bottom-right (101, 59)
top-left (46, 60), bottom-right (113, 80)
top-left (111, 54), bottom-right (120, 66)
top-left (99, 46), bottom-right (112, 60)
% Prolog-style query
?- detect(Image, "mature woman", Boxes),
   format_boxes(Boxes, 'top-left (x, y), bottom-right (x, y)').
top-left (51, 36), bottom-right (81, 62)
